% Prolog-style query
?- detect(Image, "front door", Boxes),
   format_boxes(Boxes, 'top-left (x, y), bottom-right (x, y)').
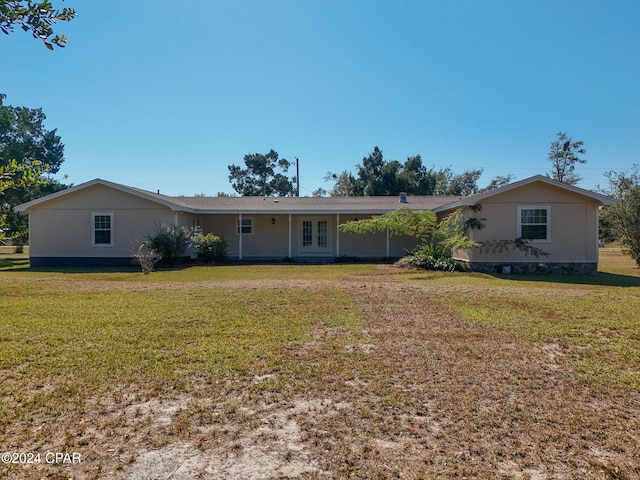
top-left (300, 218), bottom-right (329, 253)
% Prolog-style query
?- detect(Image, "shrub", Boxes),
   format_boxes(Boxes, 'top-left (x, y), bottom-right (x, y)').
top-left (132, 245), bottom-right (162, 274)
top-left (145, 224), bottom-right (193, 264)
top-left (399, 243), bottom-right (469, 272)
top-left (193, 232), bottom-right (228, 263)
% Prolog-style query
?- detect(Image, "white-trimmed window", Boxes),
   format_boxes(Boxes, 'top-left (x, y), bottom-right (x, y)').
top-left (92, 213), bottom-right (113, 246)
top-left (518, 207), bottom-right (549, 241)
top-left (236, 217), bottom-right (253, 235)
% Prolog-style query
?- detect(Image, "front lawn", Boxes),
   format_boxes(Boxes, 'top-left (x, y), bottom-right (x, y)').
top-left (0, 250), bottom-right (638, 478)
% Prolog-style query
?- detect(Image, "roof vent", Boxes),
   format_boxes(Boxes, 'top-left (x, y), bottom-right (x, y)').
top-left (399, 192), bottom-right (408, 203)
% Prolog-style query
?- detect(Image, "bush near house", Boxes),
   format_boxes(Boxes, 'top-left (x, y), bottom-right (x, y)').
top-left (193, 232), bottom-right (228, 263)
top-left (144, 224), bottom-right (193, 264)
top-left (398, 243), bottom-right (470, 272)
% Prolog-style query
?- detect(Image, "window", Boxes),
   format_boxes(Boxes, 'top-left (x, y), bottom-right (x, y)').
top-left (92, 213), bottom-right (113, 246)
top-left (518, 207), bottom-right (549, 241)
top-left (302, 220), bottom-right (313, 247)
top-left (237, 217), bottom-right (253, 235)
top-left (317, 220), bottom-right (328, 249)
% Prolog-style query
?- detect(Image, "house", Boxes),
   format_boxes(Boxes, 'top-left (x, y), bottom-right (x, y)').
top-left (15, 175), bottom-right (616, 273)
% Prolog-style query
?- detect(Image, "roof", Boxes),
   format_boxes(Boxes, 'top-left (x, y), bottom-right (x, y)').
top-left (175, 194), bottom-right (460, 214)
top-left (16, 175), bottom-right (616, 215)
top-left (14, 178), bottom-right (461, 214)
top-left (433, 174), bottom-right (617, 211)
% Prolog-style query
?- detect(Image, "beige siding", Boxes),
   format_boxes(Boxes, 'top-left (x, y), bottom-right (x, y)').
top-left (464, 182), bottom-right (600, 263)
top-left (199, 213), bottom-right (418, 259)
top-left (28, 184), bottom-right (176, 258)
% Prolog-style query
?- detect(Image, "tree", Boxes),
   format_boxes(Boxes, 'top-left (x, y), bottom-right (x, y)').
top-left (478, 174), bottom-right (514, 192)
top-left (325, 147), bottom-right (485, 197)
top-left (0, 93), bottom-right (67, 244)
top-left (325, 170), bottom-right (363, 196)
top-left (0, 0), bottom-right (76, 49)
top-left (0, 94), bottom-right (65, 173)
top-left (547, 131), bottom-right (586, 185)
top-left (228, 149), bottom-right (295, 196)
top-left (312, 187), bottom-right (328, 197)
top-left (339, 207), bottom-right (478, 271)
top-left (600, 165), bottom-right (640, 266)
top-left (339, 207), bottom-right (439, 240)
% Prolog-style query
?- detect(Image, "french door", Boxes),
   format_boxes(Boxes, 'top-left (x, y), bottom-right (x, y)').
top-left (300, 218), bottom-right (329, 253)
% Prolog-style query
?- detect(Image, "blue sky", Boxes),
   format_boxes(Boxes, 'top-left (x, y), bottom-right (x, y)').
top-left (1, 0), bottom-right (638, 196)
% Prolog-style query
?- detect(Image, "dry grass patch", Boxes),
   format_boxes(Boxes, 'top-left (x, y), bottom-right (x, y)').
top-left (0, 278), bottom-right (360, 479)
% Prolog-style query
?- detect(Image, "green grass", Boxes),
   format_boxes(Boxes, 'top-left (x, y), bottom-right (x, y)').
top-left (0, 280), bottom-right (361, 434)
top-left (403, 249), bottom-right (640, 389)
top-left (1, 250), bottom-right (638, 424)
top-left (0, 255), bottom-right (378, 281)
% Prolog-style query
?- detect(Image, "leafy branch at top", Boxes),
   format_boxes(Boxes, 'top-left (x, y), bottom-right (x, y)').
top-left (0, 1), bottom-right (77, 49)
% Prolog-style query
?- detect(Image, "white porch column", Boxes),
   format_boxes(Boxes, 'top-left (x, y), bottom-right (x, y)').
top-left (386, 226), bottom-right (390, 258)
top-left (288, 214), bottom-right (292, 259)
top-left (336, 213), bottom-right (340, 257)
top-left (238, 213), bottom-right (243, 260)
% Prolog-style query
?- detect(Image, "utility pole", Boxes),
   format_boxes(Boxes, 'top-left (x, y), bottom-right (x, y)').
top-left (296, 157), bottom-right (300, 197)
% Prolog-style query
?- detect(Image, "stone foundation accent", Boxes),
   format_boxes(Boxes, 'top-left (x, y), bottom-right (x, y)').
top-left (470, 262), bottom-right (598, 275)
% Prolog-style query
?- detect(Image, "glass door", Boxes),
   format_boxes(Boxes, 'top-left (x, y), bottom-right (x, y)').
top-left (300, 218), bottom-right (330, 253)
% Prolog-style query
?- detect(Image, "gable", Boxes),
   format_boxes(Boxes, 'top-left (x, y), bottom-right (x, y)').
top-left (26, 184), bottom-right (174, 212)
top-left (477, 181), bottom-right (603, 206)
top-left (435, 175), bottom-right (616, 213)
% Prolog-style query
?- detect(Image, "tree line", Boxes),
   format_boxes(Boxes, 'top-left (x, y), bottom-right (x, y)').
top-left (228, 146), bottom-right (516, 198)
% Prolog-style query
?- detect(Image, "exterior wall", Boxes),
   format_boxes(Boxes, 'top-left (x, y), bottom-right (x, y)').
top-left (337, 215), bottom-right (418, 258)
top-left (28, 184), bottom-right (176, 264)
top-left (199, 214), bottom-right (290, 259)
top-left (463, 182), bottom-right (601, 265)
top-left (199, 213), bottom-right (419, 260)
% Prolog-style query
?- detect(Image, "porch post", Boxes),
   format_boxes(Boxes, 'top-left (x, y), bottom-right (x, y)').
top-left (336, 213), bottom-right (340, 257)
top-left (288, 214), bottom-right (292, 259)
top-left (238, 213), bottom-right (243, 260)
top-left (386, 226), bottom-right (390, 258)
